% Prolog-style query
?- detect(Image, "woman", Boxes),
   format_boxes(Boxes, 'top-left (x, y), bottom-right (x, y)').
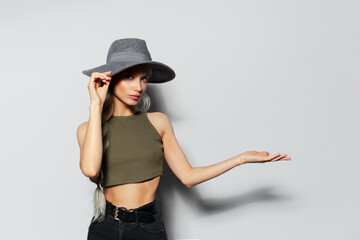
top-left (77, 38), bottom-right (291, 240)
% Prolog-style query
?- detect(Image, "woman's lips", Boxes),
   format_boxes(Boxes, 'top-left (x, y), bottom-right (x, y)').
top-left (130, 95), bottom-right (140, 100)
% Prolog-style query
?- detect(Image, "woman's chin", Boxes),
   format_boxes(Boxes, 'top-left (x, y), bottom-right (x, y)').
top-left (126, 99), bottom-right (140, 106)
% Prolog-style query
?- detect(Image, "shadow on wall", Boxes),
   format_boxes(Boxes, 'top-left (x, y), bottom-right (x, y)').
top-left (156, 152), bottom-right (294, 239)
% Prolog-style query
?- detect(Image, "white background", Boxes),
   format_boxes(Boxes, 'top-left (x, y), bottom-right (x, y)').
top-left (1, 0), bottom-right (359, 239)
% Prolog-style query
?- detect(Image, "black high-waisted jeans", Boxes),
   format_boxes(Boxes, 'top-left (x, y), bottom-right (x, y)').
top-left (87, 197), bottom-right (168, 240)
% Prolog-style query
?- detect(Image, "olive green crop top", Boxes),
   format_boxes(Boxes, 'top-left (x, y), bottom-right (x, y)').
top-left (100, 110), bottom-right (164, 188)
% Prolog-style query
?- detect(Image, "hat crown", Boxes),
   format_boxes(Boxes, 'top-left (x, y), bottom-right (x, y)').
top-left (106, 38), bottom-right (152, 63)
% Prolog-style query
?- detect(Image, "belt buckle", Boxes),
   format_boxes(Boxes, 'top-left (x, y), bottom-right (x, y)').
top-left (114, 206), bottom-right (129, 221)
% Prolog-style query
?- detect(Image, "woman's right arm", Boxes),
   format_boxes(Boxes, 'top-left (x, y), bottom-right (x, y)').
top-left (77, 104), bottom-right (103, 178)
top-left (76, 71), bottom-right (112, 178)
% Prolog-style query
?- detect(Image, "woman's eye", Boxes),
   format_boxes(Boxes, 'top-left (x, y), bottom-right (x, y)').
top-left (141, 77), bottom-right (148, 82)
top-left (124, 74), bottom-right (133, 79)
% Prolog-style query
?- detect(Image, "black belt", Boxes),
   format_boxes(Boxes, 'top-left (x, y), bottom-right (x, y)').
top-left (105, 199), bottom-right (159, 223)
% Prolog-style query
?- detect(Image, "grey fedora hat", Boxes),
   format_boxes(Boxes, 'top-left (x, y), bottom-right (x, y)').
top-left (82, 38), bottom-right (176, 83)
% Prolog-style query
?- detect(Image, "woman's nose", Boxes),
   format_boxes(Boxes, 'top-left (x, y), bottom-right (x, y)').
top-left (133, 78), bottom-right (144, 90)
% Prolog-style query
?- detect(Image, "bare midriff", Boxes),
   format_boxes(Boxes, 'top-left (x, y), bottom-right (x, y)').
top-left (103, 175), bottom-right (161, 210)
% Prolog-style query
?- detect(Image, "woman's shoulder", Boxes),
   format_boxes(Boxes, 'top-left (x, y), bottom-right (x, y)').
top-left (146, 111), bottom-right (167, 118)
top-left (145, 111), bottom-right (172, 137)
top-left (77, 121), bottom-right (89, 132)
top-left (146, 111), bottom-right (171, 124)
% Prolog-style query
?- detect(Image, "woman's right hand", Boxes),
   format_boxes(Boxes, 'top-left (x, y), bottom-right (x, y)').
top-left (87, 71), bottom-right (112, 107)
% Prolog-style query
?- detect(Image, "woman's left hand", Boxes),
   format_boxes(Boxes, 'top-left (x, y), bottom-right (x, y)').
top-left (235, 151), bottom-right (291, 165)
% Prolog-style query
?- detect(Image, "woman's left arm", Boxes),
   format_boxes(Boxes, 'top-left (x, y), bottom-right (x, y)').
top-left (159, 113), bottom-right (291, 188)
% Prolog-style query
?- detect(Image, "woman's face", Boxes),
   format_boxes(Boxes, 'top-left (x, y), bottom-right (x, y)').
top-left (110, 67), bottom-right (150, 105)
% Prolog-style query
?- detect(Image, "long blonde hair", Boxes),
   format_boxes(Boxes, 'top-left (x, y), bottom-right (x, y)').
top-left (90, 64), bottom-right (152, 223)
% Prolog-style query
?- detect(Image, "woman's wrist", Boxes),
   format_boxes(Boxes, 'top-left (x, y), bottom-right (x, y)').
top-left (89, 103), bottom-right (103, 112)
top-left (235, 155), bottom-right (247, 166)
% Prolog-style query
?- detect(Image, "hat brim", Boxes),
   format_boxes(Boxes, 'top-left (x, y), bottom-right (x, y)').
top-left (82, 60), bottom-right (175, 84)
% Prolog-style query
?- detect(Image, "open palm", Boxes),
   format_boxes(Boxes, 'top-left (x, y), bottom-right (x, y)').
top-left (237, 151), bottom-right (291, 164)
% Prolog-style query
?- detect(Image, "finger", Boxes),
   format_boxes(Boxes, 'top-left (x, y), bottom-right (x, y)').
top-left (102, 79), bottom-right (110, 86)
top-left (100, 74), bottom-right (111, 80)
top-left (256, 154), bottom-right (283, 163)
top-left (93, 72), bottom-right (111, 79)
top-left (269, 154), bottom-right (286, 162)
top-left (91, 71), bottom-right (111, 78)
top-left (90, 73), bottom-right (101, 83)
top-left (98, 71), bottom-right (112, 78)
top-left (271, 154), bottom-right (288, 162)
top-left (264, 153), bottom-right (281, 161)
top-left (100, 79), bottom-right (111, 84)
top-left (91, 75), bottom-right (111, 83)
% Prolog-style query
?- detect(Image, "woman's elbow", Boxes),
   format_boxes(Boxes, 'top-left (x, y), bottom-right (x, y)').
top-left (183, 168), bottom-right (194, 188)
top-left (84, 169), bottom-right (99, 178)
top-left (80, 160), bottom-right (99, 178)
top-left (81, 167), bottom-right (98, 178)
